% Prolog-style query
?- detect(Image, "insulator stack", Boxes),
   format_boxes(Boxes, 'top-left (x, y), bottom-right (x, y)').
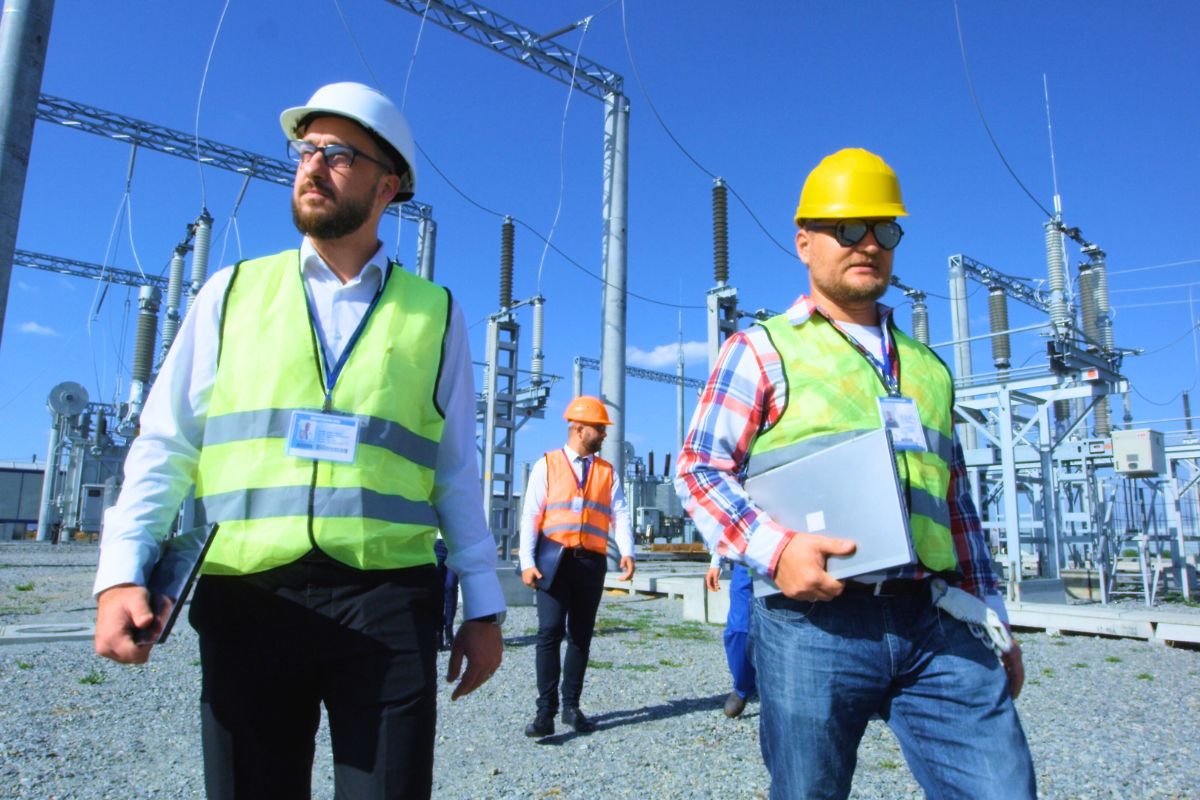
top-left (191, 209), bottom-right (213, 294)
top-left (500, 216), bottom-right (514, 310)
top-left (712, 178), bottom-right (728, 285)
top-left (1090, 250), bottom-right (1113, 353)
top-left (132, 286), bottom-right (161, 384)
top-left (1078, 264), bottom-right (1099, 350)
top-left (987, 286), bottom-right (1010, 370)
top-left (1053, 399), bottom-right (1072, 433)
top-left (1044, 219), bottom-right (1071, 331)
top-left (160, 246), bottom-right (186, 362)
top-left (911, 293), bottom-right (929, 345)
top-left (531, 295), bottom-right (545, 385)
top-left (1184, 391), bottom-right (1193, 434)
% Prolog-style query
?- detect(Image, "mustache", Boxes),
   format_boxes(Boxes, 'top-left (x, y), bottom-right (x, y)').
top-left (298, 177), bottom-right (334, 198)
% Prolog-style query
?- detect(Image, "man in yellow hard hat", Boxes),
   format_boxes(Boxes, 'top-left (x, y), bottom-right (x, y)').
top-left (518, 395), bottom-right (636, 737)
top-left (677, 148), bottom-right (1036, 798)
top-left (92, 82), bottom-right (504, 798)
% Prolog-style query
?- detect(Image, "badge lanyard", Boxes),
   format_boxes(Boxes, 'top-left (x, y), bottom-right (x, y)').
top-left (820, 309), bottom-right (901, 397)
top-left (302, 261), bottom-right (393, 412)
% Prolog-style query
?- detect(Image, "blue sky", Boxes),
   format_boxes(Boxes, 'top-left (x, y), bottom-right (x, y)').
top-left (2, 1), bottom-right (1199, 478)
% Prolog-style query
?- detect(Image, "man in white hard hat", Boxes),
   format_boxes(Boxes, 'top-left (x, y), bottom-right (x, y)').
top-left (518, 395), bottom-right (635, 738)
top-left (92, 82), bottom-right (504, 799)
top-left (677, 148), bottom-right (1035, 798)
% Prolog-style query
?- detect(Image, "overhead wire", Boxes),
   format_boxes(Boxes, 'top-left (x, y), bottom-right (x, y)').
top-left (952, 0), bottom-right (1055, 221)
top-left (618, 0), bottom-right (796, 261)
top-left (193, 0), bottom-right (233, 210)
top-left (535, 16), bottom-right (592, 295)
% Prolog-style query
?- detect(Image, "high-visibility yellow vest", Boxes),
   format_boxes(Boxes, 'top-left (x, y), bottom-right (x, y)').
top-left (749, 310), bottom-right (959, 572)
top-left (194, 250), bottom-right (449, 574)
top-left (538, 450), bottom-right (613, 555)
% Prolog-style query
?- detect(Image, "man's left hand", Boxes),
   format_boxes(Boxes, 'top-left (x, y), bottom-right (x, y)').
top-left (1002, 636), bottom-right (1025, 700)
top-left (447, 620), bottom-right (503, 700)
top-left (618, 556), bottom-right (635, 581)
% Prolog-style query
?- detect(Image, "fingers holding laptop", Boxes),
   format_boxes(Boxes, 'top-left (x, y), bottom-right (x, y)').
top-left (772, 533), bottom-right (857, 601)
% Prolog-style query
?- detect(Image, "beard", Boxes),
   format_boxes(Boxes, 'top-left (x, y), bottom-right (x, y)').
top-left (291, 180), bottom-right (375, 240)
top-left (811, 267), bottom-right (890, 308)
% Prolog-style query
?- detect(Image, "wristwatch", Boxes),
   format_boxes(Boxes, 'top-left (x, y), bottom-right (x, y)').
top-left (469, 611), bottom-right (506, 626)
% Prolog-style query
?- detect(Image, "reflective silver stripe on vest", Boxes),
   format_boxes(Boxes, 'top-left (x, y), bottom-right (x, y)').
top-left (200, 485), bottom-right (438, 527)
top-left (542, 522), bottom-right (610, 540)
top-left (203, 408), bottom-right (439, 470)
top-left (907, 487), bottom-right (950, 524)
top-left (747, 425), bottom-right (955, 479)
top-left (545, 500), bottom-right (614, 515)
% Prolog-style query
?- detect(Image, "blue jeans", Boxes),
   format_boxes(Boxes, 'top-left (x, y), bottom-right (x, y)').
top-left (724, 564), bottom-right (757, 698)
top-left (751, 588), bottom-right (1036, 800)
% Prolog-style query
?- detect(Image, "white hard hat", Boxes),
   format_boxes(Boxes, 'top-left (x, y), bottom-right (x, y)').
top-left (280, 81), bottom-right (417, 204)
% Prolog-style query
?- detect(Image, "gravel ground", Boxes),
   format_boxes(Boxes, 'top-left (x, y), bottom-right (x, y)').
top-left (1, 542), bottom-right (1198, 799)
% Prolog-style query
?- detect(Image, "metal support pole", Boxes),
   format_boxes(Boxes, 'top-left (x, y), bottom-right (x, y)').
top-left (598, 91), bottom-right (629, 476)
top-left (35, 415), bottom-right (60, 541)
top-left (948, 256), bottom-right (974, 448)
top-left (0, 0), bottom-right (56, 355)
top-left (997, 387), bottom-right (1024, 596)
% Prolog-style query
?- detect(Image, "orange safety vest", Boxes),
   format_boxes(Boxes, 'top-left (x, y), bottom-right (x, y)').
top-left (538, 449), bottom-right (613, 555)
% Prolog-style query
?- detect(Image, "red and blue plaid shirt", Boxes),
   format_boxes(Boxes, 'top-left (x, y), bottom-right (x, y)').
top-left (674, 295), bottom-right (1002, 604)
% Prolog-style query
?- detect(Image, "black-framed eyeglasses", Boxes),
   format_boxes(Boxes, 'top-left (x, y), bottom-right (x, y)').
top-left (287, 139), bottom-right (393, 172)
top-left (806, 220), bottom-right (904, 251)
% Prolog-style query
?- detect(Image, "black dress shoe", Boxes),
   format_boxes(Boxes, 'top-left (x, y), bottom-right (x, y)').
top-left (723, 691), bottom-right (747, 718)
top-left (561, 707), bottom-right (596, 733)
top-left (524, 712), bottom-right (555, 738)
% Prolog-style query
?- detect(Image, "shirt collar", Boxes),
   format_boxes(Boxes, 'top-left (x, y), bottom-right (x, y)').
top-left (299, 237), bottom-right (390, 288)
top-left (785, 294), bottom-right (894, 328)
top-left (563, 445), bottom-right (588, 462)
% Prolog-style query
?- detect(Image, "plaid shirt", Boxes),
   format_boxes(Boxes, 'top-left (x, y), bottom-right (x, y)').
top-left (675, 295), bottom-right (1001, 603)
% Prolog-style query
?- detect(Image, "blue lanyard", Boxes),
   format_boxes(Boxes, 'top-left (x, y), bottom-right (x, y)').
top-left (818, 308), bottom-right (901, 397)
top-left (303, 261), bottom-right (392, 410)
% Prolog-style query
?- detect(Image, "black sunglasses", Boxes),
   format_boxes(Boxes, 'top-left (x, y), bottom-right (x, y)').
top-left (806, 220), bottom-right (904, 251)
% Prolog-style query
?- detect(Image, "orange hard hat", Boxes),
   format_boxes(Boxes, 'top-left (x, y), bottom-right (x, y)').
top-left (563, 395), bottom-right (612, 426)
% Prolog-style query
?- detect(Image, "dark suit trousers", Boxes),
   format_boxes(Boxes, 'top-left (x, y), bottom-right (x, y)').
top-left (189, 550), bottom-right (441, 800)
top-left (534, 549), bottom-right (607, 713)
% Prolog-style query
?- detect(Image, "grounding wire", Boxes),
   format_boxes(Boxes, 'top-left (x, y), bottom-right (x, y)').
top-left (952, 0), bottom-right (1055, 221)
top-left (618, 0), bottom-right (796, 261)
top-left (193, 0), bottom-right (233, 211)
top-left (535, 16), bottom-right (592, 295)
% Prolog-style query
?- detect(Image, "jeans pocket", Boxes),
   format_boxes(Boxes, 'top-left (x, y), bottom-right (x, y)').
top-left (758, 594), bottom-right (819, 622)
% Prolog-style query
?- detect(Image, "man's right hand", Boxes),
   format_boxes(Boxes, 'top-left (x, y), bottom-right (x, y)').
top-left (705, 567), bottom-right (721, 592)
top-left (94, 583), bottom-right (169, 664)
top-left (520, 567), bottom-right (542, 589)
top-left (772, 533), bottom-right (857, 601)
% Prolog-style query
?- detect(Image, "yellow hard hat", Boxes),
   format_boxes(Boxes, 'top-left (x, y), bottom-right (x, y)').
top-left (794, 148), bottom-right (908, 224)
top-left (563, 396), bottom-right (612, 426)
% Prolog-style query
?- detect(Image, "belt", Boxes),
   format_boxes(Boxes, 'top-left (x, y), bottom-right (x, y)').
top-left (564, 546), bottom-right (605, 560)
top-left (842, 578), bottom-right (929, 597)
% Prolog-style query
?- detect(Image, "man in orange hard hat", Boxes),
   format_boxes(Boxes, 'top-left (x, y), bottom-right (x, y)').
top-left (518, 395), bottom-right (636, 737)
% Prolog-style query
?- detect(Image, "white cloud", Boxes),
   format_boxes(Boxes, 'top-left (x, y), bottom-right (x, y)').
top-left (627, 340), bottom-right (708, 369)
top-left (19, 321), bottom-right (59, 337)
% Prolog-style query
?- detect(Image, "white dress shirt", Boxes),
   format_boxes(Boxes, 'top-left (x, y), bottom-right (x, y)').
top-left (517, 444), bottom-right (634, 571)
top-left (93, 238), bottom-right (505, 621)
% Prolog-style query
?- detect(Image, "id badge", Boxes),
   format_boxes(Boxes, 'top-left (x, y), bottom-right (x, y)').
top-left (570, 496), bottom-right (584, 513)
top-left (877, 396), bottom-right (928, 452)
top-left (285, 410), bottom-right (360, 463)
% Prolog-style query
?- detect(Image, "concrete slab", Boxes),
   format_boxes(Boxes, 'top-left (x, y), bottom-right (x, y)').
top-left (0, 622), bottom-right (95, 645)
top-left (1153, 622), bottom-right (1200, 645)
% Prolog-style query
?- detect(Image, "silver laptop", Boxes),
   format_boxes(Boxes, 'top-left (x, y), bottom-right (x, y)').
top-left (745, 428), bottom-right (915, 596)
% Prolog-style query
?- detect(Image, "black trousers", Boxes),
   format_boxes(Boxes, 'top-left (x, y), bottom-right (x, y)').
top-left (534, 549), bottom-right (607, 713)
top-left (189, 550), bottom-right (441, 800)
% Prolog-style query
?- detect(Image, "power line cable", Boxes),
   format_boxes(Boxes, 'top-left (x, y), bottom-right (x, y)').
top-left (952, 0), bottom-right (1054, 220)
top-left (618, 0), bottom-right (795, 261)
top-left (1108, 258), bottom-right (1200, 276)
top-left (193, 0), bottom-right (233, 210)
